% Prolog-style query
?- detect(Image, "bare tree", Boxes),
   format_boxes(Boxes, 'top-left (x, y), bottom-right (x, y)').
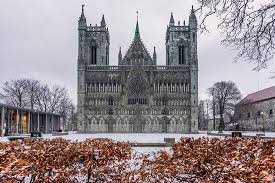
top-left (208, 81), bottom-right (241, 132)
top-left (0, 79), bottom-right (28, 108)
top-left (210, 94), bottom-right (219, 130)
top-left (198, 100), bottom-right (208, 130)
top-left (57, 96), bottom-right (74, 131)
top-left (196, 0), bottom-right (275, 70)
top-left (48, 86), bottom-right (69, 113)
top-left (1, 78), bottom-right (75, 131)
top-left (34, 84), bottom-right (74, 130)
top-left (35, 84), bottom-right (51, 112)
top-left (25, 79), bottom-right (41, 110)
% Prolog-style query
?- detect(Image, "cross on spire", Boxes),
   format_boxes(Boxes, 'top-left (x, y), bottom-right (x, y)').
top-left (136, 11), bottom-right (139, 21)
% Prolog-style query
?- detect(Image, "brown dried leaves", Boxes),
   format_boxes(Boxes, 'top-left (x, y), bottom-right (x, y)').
top-left (0, 137), bottom-right (274, 182)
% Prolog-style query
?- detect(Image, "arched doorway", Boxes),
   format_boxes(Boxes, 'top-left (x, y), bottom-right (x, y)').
top-left (131, 115), bottom-right (144, 133)
top-left (107, 116), bottom-right (114, 133)
top-left (161, 116), bottom-right (169, 133)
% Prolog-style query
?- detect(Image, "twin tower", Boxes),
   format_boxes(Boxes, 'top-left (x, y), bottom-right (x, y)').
top-left (77, 5), bottom-right (199, 133)
top-left (77, 5), bottom-right (198, 67)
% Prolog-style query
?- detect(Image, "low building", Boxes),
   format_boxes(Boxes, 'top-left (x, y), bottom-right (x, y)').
top-left (0, 103), bottom-right (61, 136)
top-left (235, 86), bottom-right (275, 131)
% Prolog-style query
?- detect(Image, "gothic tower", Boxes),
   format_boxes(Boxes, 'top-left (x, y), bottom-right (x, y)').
top-left (77, 6), bottom-right (110, 66)
top-left (166, 10), bottom-right (196, 66)
top-left (77, 5), bottom-right (87, 132)
top-left (77, 5), bottom-right (110, 132)
top-left (165, 6), bottom-right (198, 132)
top-left (83, 14), bottom-right (110, 66)
top-left (189, 6), bottom-right (198, 132)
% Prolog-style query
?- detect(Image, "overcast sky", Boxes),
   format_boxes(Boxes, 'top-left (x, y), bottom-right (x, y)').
top-left (0, 0), bottom-right (274, 104)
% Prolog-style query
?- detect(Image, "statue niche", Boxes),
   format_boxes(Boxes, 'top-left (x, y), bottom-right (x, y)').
top-left (126, 65), bottom-right (149, 105)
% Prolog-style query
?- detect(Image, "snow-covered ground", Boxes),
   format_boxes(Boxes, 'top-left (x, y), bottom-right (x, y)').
top-left (1, 131), bottom-right (275, 144)
top-left (133, 146), bottom-right (172, 154)
top-left (1, 131), bottom-right (274, 153)
top-left (209, 130), bottom-right (275, 137)
top-left (0, 137), bottom-right (9, 142)
top-left (43, 132), bottom-right (207, 143)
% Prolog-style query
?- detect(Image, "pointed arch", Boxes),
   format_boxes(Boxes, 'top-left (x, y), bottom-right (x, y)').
top-left (122, 116), bottom-right (131, 132)
top-left (144, 117), bottom-right (153, 133)
top-left (169, 116), bottom-right (178, 133)
top-left (90, 116), bottom-right (98, 132)
top-left (89, 38), bottom-right (97, 65)
top-left (98, 116), bottom-right (107, 132)
top-left (114, 116), bottom-right (123, 132)
top-left (177, 38), bottom-right (187, 65)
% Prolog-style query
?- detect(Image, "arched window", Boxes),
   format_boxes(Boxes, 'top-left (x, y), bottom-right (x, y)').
top-left (89, 39), bottom-right (97, 65)
top-left (108, 96), bottom-right (114, 106)
top-left (178, 45), bottom-right (186, 65)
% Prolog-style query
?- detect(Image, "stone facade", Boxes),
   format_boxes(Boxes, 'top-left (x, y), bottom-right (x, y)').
top-left (236, 98), bottom-right (275, 131)
top-left (235, 86), bottom-right (275, 131)
top-left (77, 6), bottom-right (199, 133)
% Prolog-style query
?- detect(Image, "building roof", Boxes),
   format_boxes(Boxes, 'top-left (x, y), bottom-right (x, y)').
top-left (238, 86), bottom-right (275, 105)
top-left (0, 103), bottom-right (60, 116)
top-left (121, 20), bottom-right (154, 65)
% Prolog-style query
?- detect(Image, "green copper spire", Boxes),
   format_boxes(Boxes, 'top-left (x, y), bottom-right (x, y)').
top-left (134, 11), bottom-right (140, 39)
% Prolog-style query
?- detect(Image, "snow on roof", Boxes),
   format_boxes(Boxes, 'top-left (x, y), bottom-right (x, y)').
top-left (0, 103), bottom-right (60, 116)
top-left (239, 86), bottom-right (275, 105)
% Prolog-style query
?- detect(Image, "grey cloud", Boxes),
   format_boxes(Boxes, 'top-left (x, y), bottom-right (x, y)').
top-left (0, 0), bottom-right (274, 104)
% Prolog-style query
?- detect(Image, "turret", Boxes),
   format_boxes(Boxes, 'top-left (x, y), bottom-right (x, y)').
top-left (169, 13), bottom-right (175, 26)
top-left (101, 15), bottom-right (106, 27)
top-left (118, 47), bottom-right (122, 65)
top-left (188, 6), bottom-right (199, 133)
top-left (77, 5), bottom-right (87, 133)
top-left (78, 5), bottom-right (87, 30)
top-left (189, 6), bottom-right (197, 30)
top-left (153, 47), bottom-right (157, 65)
top-left (189, 5), bottom-right (198, 67)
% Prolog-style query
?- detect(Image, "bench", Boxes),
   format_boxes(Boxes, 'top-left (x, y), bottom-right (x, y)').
top-left (232, 131), bottom-right (242, 137)
top-left (31, 131), bottom-right (42, 137)
top-left (164, 138), bottom-right (175, 146)
top-left (52, 131), bottom-right (68, 136)
top-left (7, 136), bottom-right (30, 141)
top-left (256, 133), bottom-right (265, 137)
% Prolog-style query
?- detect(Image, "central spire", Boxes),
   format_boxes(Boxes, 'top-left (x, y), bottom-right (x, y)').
top-left (135, 11), bottom-right (140, 39)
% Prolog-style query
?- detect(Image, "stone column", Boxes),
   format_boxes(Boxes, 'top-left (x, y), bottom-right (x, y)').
top-left (45, 114), bottom-right (48, 134)
top-left (7, 109), bottom-right (10, 135)
top-left (16, 109), bottom-right (19, 134)
top-left (1, 107), bottom-right (5, 136)
top-left (28, 111), bottom-right (31, 134)
top-left (51, 114), bottom-right (53, 132)
top-left (37, 113), bottom-right (40, 132)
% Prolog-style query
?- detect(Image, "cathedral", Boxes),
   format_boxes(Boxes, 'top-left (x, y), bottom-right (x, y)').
top-left (77, 5), bottom-right (198, 133)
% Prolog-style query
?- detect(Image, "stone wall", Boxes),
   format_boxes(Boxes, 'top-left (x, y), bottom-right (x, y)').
top-left (79, 115), bottom-right (191, 133)
top-left (236, 98), bottom-right (275, 131)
